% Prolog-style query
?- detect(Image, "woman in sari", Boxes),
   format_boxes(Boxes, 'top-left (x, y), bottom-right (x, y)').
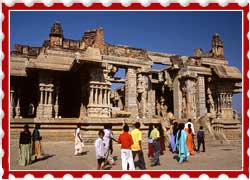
top-left (19, 124), bottom-right (32, 166)
top-left (74, 124), bottom-right (84, 155)
top-left (32, 123), bottom-right (43, 160)
top-left (170, 122), bottom-right (178, 153)
top-left (176, 123), bottom-right (189, 163)
top-left (185, 124), bottom-right (195, 155)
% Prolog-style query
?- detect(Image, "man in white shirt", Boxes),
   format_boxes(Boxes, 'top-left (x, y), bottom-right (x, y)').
top-left (103, 125), bottom-right (112, 154)
top-left (95, 130), bottom-right (105, 170)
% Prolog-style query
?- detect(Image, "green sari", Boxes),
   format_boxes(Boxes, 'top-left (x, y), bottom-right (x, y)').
top-left (18, 144), bottom-right (31, 166)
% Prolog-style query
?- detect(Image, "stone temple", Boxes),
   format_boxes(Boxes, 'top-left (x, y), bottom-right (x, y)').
top-left (10, 22), bottom-right (242, 142)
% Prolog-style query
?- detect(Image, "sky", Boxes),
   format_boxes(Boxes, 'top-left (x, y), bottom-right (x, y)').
top-left (10, 11), bottom-right (242, 113)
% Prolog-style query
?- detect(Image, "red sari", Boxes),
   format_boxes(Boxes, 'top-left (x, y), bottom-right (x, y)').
top-left (148, 142), bottom-right (154, 158)
top-left (185, 128), bottom-right (195, 155)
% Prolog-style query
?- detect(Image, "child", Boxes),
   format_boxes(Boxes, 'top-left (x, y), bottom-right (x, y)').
top-left (118, 124), bottom-right (135, 170)
top-left (95, 130), bottom-right (105, 170)
top-left (197, 126), bottom-right (205, 152)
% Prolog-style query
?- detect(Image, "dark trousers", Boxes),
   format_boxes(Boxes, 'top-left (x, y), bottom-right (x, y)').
top-left (197, 138), bottom-right (205, 152)
top-left (152, 140), bottom-right (160, 165)
top-left (132, 150), bottom-right (146, 170)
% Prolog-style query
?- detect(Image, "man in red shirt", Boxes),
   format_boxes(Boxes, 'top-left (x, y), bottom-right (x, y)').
top-left (118, 124), bottom-right (135, 170)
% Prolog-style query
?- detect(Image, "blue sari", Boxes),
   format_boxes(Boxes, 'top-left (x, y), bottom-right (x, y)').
top-left (170, 133), bottom-right (176, 152)
top-left (176, 129), bottom-right (189, 163)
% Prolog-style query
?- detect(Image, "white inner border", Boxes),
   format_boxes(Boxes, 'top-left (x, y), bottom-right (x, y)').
top-left (8, 9), bottom-right (244, 172)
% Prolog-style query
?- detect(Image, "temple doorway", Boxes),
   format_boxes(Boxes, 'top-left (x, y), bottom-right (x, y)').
top-left (59, 71), bottom-right (81, 118)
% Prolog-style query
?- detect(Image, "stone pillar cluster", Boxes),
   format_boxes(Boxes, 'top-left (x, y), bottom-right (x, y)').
top-left (89, 84), bottom-right (110, 105)
top-left (216, 92), bottom-right (233, 118)
top-left (87, 81), bottom-right (111, 117)
top-left (10, 87), bottom-right (21, 119)
top-left (36, 83), bottom-right (54, 118)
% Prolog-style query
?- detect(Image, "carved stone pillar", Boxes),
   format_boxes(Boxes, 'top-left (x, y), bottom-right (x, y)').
top-left (99, 88), bottom-right (102, 105)
top-left (36, 84), bottom-right (45, 118)
top-left (173, 76), bottom-right (182, 119)
top-left (94, 87), bottom-right (98, 105)
top-left (54, 87), bottom-right (59, 118)
top-left (185, 79), bottom-right (197, 119)
top-left (186, 84), bottom-right (192, 119)
top-left (125, 68), bottom-right (138, 117)
top-left (178, 73), bottom-right (197, 120)
top-left (89, 86), bottom-right (94, 105)
top-left (197, 76), bottom-right (207, 117)
top-left (44, 88), bottom-right (48, 105)
top-left (47, 85), bottom-right (53, 118)
top-left (107, 89), bottom-right (110, 105)
top-left (40, 89), bottom-right (44, 104)
top-left (103, 89), bottom-right (107, 105)
top-left (48, 90), bottom-right (52, 105)
top-left (147, 90), bottom-right (155, 118)
top-left (15, 97), bottom-right (21, 118)
top-left (10, 89), bottom-right (14, 118)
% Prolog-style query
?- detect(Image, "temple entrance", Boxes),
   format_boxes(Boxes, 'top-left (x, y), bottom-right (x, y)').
top-left (59, 71), bottom-right (81, 118)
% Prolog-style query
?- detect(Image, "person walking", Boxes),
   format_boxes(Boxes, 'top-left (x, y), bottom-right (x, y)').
top-left (108, 124), bottom-right (114, 155)
top-left (19, 124), bottom-right (32, 166)
top-left (103, 124), bottom-right (112, 155)
top-left (197, 126), bottom-right (206, 152)
top-left (185, 119), bottom-right (196, 150)
top-left (95, 130), bottom-right (105, 170)
top-left (150, 124), bottom-right (161, 166)
top-left (118, 124), bottom-right (135, 170)
top-left (131, 122), bottom-right (146, 170)
top-left (159, 123), bottom-right (165, 155)
top-left (176, 123), bottom-right (189, 163)
top-left (32, 123), bottom-right (43, 160)
top-left (185, 124), bottom-right (195, 155)
top-left (147, 124), bottom-right (154, 159)
top-left (74, 124), bottom-right (84, 155)
top-left (170, 122), bottom-right (178, 153)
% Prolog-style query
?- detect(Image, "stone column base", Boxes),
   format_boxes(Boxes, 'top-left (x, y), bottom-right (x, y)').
top-left (87, 105), bottom-right (110, 118)
top-left (43, 104), bottom-right (53, 118)
top-left (222, 120), bottom-right (242, 140)
top-left (36, 104), bottom-right (44, 118)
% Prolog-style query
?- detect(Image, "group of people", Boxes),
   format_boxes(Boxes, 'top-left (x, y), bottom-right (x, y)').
top-left (18, 119), bottom-right (206, 169)
top-left (95, 119), bottom-right (206, 170)
top-left (168, 119), bottom-right (206, 163)
top-left (18, 124), bottom-right (43, 166)
top-left (95, 122), bottom-right (146, 170)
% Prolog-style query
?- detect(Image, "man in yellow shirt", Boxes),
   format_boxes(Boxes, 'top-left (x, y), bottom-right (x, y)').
top-left (150, 124), bottom-right (161, 166)
top-left (131, 122), bottom-right (146, 170)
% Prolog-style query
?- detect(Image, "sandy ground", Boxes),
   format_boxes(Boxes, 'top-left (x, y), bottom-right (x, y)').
top-left (10, 139), bottom-right (242, 171)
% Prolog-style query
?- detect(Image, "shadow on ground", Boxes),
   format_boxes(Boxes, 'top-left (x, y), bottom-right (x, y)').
top-left (32, 154), bottom-right (55, 164)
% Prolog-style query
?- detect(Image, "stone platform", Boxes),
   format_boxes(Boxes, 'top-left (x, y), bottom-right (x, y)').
top-left (10, 117), bottom-right (155, 142)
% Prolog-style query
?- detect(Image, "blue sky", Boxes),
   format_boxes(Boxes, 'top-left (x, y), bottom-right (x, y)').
top-left (10, 11), bottom-right (242, 113)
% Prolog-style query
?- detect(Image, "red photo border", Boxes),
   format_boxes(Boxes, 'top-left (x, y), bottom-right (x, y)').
top-left (2, 3), bottom-right (249, 179)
